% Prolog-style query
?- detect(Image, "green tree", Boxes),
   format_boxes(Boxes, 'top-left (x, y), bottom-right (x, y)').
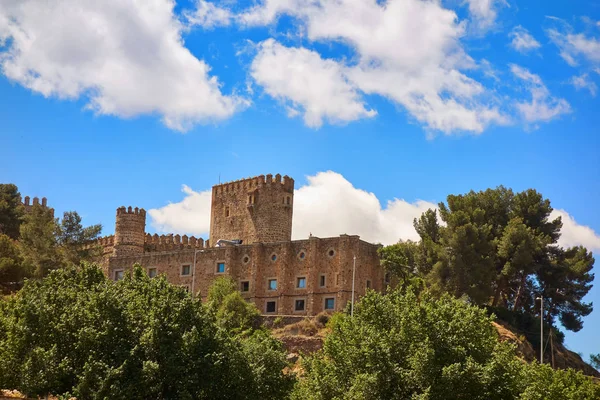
top-left (378, 240), bottom-right (418, 288)
top-left (519, 363), bottom-right (600, 400)
top-left (18, 204), bottom-right (62, 277)
top-left (56, 211), bottom-right (102, 266)
top-left (0, 264), bottom-right (293, 399)
top-left (589, 353), bottom-right (600, 371)
top-left (0, 184), bottom-right (24, 240)
top-left (0, 234), bottom-right (29, 291)
top-left (207, 276), bottom-right (261, 333)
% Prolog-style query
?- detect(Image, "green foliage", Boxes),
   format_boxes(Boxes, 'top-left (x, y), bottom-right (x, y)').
top-left (216, 291), bottom-right (261, 333)
top-left (0, 234), bottom-right (29, 291)
top-left (0, 184), bottom-right (24, 240)
top-left (590, 353), bottom-right (600, 371)
top-left (292, 288), bottom-right (599, 400)
top-left (19, 204), bottom-right (63, 278)
top-left (56, 211), bottom-right (102, 266)
top-left (207, 275), bottom-right (237, 310)
top-left (409, 186), bottom-right (594, 332)
top-left (0, 264), bottom-right (293, 399)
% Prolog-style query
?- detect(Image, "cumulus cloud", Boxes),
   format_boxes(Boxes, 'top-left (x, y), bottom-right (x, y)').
top-left (250, 39), bottom-right (376, 128)
top-left (509, 26), bottom-right (542, 53)
top-left (0, 0), bottom-right (247, 132)
top-left (552, 209), bottom-right (600, 252)
top-left (148, 171), bottom-right (437, 245)
top-left (510, 64), bottom-right (571, 124)
top-left (569, 73), bottom-right (597, 96)
top-left (234, 0), bottom-right (509, 134)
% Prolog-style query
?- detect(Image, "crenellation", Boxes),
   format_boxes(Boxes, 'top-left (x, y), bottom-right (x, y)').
top-left (33, 197), bottom-right (39, 205)
top-left (24, 196), bottom-right (30, 206)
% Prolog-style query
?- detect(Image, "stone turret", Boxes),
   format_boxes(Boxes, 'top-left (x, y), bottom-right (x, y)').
top-left (209, 174), bottom-right (294, 245)
top-left (113, 206), bottom-right (146, 256)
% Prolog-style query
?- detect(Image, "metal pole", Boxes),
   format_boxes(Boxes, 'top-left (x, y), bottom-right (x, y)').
top-left (540, 297), bottom-right (544, 364)
top-left (351, 255), bottom-right (356, 316)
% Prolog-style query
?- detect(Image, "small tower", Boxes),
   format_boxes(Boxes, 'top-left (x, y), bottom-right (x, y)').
top-left (114, 206), bottom-right (146, 256)
top-left (209, 174), bottom-right (294, 245)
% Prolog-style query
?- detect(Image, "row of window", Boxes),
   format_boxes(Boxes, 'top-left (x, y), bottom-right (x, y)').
top-left (265, 297), bottom-right (335, 313)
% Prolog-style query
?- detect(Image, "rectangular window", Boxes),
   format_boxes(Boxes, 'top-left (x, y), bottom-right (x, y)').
top-left (319, 274), bottom-right (326, 287)
top-left (297, 277), bottom-right (306, 289)
top-left (366, 280), bottom-right (371, 289)
top-left (181, 264), bottom-right (191, 276)
top-left (324, 298), bottom-right (335, 310)
top-left (114, 270), bottom-right (124, 281)
top-left (241, 281), bottom-right (249, 292)
top-left (148, 267), bottom-right (157, 278)
top-left (268, 279), bottom-right (277, 291)
top-left (225, 207), bottom-right (230, 217)
top-left (385, 272), bottom-right (391, 285)
top-left (336, 273), bottom-right (340, 286)
top-left (216, 262), bottom-right (225, 274)
top-left (295, 299), bottom-right (306, 311)
top-left (266, 301), bottom-right (277, 313)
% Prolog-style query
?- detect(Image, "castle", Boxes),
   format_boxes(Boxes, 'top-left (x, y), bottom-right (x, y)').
top-left (94, 174), bottom-right (386, 316)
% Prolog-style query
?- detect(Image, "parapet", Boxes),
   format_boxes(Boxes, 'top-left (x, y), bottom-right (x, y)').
top-left (116, 206), bottom-right (146, 217)
top-left (22, 196), bottom-right (54, 217)
top-left (212, 174), bottom-right (294, 194)
top-left (144, 233), bottom-right (209, 252)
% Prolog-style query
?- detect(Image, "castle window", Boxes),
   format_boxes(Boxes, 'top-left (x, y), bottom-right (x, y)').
top-left (243, 256), bottom-right (250, 264)
top-left (319, 274), bottom-right (326, 288)
top-left (225, 207), bottom-right (230, 217)
top-left (268, 279), bottom-right (278, 291)
top-left (298, 251), bottom-right (306, 260)
top-left (366, 280), bottom-right (371, 289)
top-left (385, 272), bottom-right (391, 285)
top-left (181, 264), bottom-right (191, 276)
top-left (336, 273), bottom-right (340, 286)
top-left (294, 299), bottom-right (306, 312)
top-left (216, 262), bottom-right (225, 274)
top-left (266, 301), bottom-right (277, 313)
top-left (114, 269), bottom-right (124, 281)
top-left (328, 249), bottom-right (336, 257)
top-left (324, 298), bottom-right (335, 310)
top-left (148, 267), bottom-right (157, 278)
top-left (271, 254), bottom-right (277, 262)
top-left (241, 281), bottom-right (249, 292)
top-left (297, 277), bottom-right (306, 289)
top-left (286, 196), bottom-right (291, 205)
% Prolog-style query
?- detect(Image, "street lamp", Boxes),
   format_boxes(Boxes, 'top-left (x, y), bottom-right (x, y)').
top-left (191, 249), bottom-right (204, 299)
top-left (351, 255), bottom-right (356, 316)
top-left (536, 296), bottom-right (543, 364)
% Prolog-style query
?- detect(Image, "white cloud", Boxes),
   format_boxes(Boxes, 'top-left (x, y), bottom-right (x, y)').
top-left (547, 25), bottom-right (600, 67)
top-left (465, 0), bottom-right (507, 32)
top-left (235, 0), bottom-right (509, 134)
top-left (509, 26), bottom-right (541, 53)
top-left (184, 0), bottom-right (233, 29)
top-left (148, 185), bottom-right (212, 235)
top-left (551, 209), bottom-right (600, 252)
top-left (570, 73), bottom-right (597, 96)
top-left (0, 0), bottom-right (247, 132)
top-left (250, 39), bottom-right (376, 128)
top-left (148, 171), bottom-right (437, 245)
top-left (510, 64), bottom-right (571, 123)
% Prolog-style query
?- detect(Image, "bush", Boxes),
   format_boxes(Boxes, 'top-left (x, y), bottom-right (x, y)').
top-left (315, 312), bottom-right (330, 328)
top-left (0, 264), bottom-right (294, 400)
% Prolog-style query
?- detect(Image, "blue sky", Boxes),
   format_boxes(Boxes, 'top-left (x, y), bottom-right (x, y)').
top-left (1, 0), bottom-right (600, 360)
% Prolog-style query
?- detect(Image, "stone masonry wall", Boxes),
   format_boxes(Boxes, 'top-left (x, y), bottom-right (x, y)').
top-left (114, 206), bottom-right (146, 257)
top-left (107, 235), bottom-right (383, 316)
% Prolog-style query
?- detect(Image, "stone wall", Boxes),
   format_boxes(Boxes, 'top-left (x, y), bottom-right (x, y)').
top-left (107, 235), bottom-right (383, 316)
top-left (209, 174), bottom-right (294, 245)
top-left (114, 206), bottom-right (146, 257)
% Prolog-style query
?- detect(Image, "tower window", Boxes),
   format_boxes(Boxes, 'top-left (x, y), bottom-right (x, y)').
top-left (319, 274), bottom-right (326, 287)
top-left (328, 249), bottom-right (336, 257)
top-left (324, 298), bottom-right (335, 310)
top-left (287, 196), bottom-right (291, 205)
top-left (366, 280), bottom-right (371, 289)
top-left (266, 301), bottom-right (277, 313)
top-left (297, 277), bottom-right (306, 289)
top-left (241, 281), bottom-right (249, 292)
top-left (181, 264), bottom-right (191, 276)
top-left (295, 299), bottom-right (306, 311)
top-left (216, 262), bottom-right (225, 274)
top-left (268, 279), bottom-right (278, 291)
top-left (298, 251), bottom-right (306, 260)
top-left (225, 207), bottom-right (230, 217)
top-left (271, 254), bottom-right (277, 262)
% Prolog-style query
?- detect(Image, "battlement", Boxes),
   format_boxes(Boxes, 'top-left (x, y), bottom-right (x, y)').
top-left (144, 233), bottom-right (209, 252)
top-left (116, 206), bottom-right (146, 217)
top-left (23, 196), bottom-right (48, 207)
top-left (213, 174), bottom-right (294, 194)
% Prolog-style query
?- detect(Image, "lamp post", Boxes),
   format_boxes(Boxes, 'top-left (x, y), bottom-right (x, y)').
top-left (191, 249), bottom-right (204, 299)
top-left (540, 296), bottom-right (544, 364)
top-left (351, 255), bottom-right (356, 316)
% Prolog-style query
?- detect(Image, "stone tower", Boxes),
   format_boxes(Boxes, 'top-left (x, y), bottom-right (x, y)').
top-left (209, 174), bottom-right (294, 245)
top-left (113, 206), bottom-right (146, 256)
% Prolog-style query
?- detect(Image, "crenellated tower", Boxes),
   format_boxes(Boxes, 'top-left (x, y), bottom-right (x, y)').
top-left (113, 206), bottom-right (146, 257)
top-left (209, 173), bottom-right (294, 245)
